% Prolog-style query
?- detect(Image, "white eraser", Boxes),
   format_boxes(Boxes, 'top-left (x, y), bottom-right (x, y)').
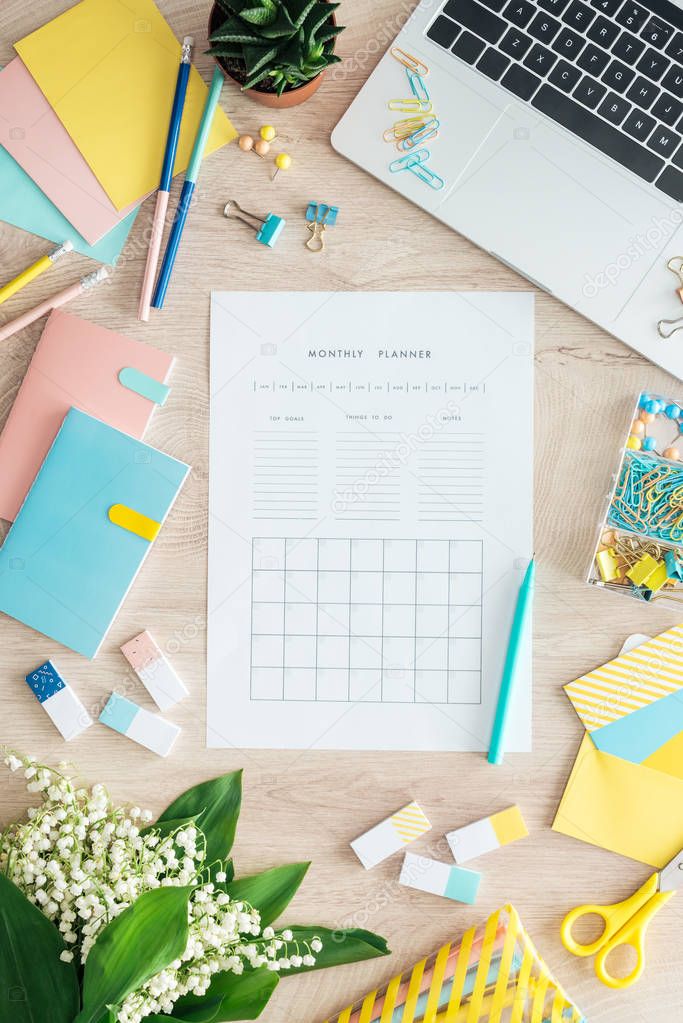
top-left (446, 805), bottom-right (528, 863)
top-left (25, 661), bottom-right (93, 741)
top-left (350, 801), bottom-right (431, 869)
top-left (399, 852), bottom-right (481, 904)
top-left (120, 630), bottom-right (188, 711)
top-left (99, 692), bottom-right (180, 757)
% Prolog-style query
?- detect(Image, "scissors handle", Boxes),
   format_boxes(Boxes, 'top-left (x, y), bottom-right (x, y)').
top-left (561, 874), bottom-right (673, 990)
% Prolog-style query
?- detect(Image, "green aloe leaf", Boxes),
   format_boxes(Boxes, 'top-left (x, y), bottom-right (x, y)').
top-left (210, 16), bottom-right (264, 44)
top-left (278, 926), bottom-right (390, 975)
top-left (171, 969), bottom-right (279, 1022)
top-left (317, 24), bottom-right (345, 44)
top-left (206, 44), bottom-right (246, 58)
top-left (74, 886), bottom-right (194, 1023)
top-left (240, 3), bottom-right (278, 26)
top-left (243, 66), bottom-right (274, 89)
top-left (303, 1), bottom-right (338, 41)
top-left (258, 7), bottom-right (297, 38)
top-left (215, 0), bottom-right (252, 14)
top-left (156, 770), bottom-right (242, 864)
top-left (243, 43), bottom-right (280, 76)
top-left (0, 873), bottom-right (79, 1023)
top-left (285, 0), bottom-right (318, 28)
top-left (226, 862), bottom-right (309, 927)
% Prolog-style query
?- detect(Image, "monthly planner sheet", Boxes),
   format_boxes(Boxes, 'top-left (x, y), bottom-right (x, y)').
top-left (208, 292), bottom-right (533, 750)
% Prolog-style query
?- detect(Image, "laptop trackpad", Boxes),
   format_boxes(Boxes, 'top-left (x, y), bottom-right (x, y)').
top-left (440, 104), bottom-right (674, 321)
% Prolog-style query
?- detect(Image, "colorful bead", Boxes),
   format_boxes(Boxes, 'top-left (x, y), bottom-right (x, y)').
top-left (630, 419), bottom-right (645, 436)
top-left (626, 435), bottom-right (642, 449)
top-left (254, 138), bottom-right (271, 157)
top-left (639, 410), bottom-right (655, 423)
top-left (666, 404), bottom-right (681, 419)
top-left (664, 446), bottom-right (681, 460)
top-left (238, 134), bottom-right (255, 152)
top-left (260, 125), bottom-right (276, 141)
top-left (275, 152), bottom-right (292, 170)
top-left (642, 436), bottom-right (657, 451)
top-left (644, 398), bottom-right (662, 414)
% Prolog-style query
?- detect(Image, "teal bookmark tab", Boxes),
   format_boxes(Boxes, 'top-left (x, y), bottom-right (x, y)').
top-left (119, 366), bottom-right (170, 405)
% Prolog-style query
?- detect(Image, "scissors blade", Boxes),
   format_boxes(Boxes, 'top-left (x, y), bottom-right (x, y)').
top-left (659, 849), bottom-right (683, 892)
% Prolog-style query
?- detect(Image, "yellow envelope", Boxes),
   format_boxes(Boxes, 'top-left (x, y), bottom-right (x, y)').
top-left (553, 733), bottom-right (683, 868)
top-left (15, 0), bottom-right (237, 210)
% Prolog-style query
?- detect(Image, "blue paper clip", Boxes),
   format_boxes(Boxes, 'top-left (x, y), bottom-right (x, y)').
top-left (306, 202), bottom-right (339, 226)
top-left (407, 162), bottom-right (445, 190)
top-left (389, 149), bottom-right (429, 173)
top-left (397, 118), bottom-right (439, 151)
top-left (407, 68), bottom-right (430, 104)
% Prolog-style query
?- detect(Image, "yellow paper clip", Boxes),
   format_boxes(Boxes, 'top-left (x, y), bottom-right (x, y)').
top-left (397, 118), bottom-right (440, 151)
top-left (390, 47), bottom-right (429, 76)
top-left (383, 117), bottom-right (430, 142)
top-left (388, 97), bottom-right (433, 114)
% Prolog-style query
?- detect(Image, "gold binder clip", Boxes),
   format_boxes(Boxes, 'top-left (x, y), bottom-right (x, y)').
top-left (658, 257), bottom-right (683, 336)
top-left (305, 202), bottom-right (338, 253)
top-left (668, 256), bottom-right (683, 302)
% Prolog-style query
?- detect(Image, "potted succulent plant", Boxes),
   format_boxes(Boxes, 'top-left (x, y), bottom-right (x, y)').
top-left (208, 0), bottom-right (344, 108)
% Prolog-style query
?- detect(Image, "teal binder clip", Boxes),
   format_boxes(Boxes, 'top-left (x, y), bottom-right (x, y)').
top-left (223, 200), bottom-right (285, 248)
top-left (305, 202), bottom-right (339, 253)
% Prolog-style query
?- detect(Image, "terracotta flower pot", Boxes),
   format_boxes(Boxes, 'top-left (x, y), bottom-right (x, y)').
top-left (208, 2), bottom-right (332, 108)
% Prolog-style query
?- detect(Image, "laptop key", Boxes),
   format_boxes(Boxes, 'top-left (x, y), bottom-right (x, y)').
top-left (656, 165), bottom-right (683, 201)
top-left (602, 59), bottom-right (635, 92)
top-left (573, 74), bottom-right (607, 109)
top-left (666, 32), bottom-right (683, 63)
top-left (548, 58), bottom-right (582, 91)
top-left (501, 63), bottom-right (542, 99)
top-left (641, 17), bottom-right (674, 50)
top-left (611, 31), bottom-right (646, 64)
top-left (528, 12), bottom-right (561, 44)
top-left (672, 142), bottom-right (683, 170)
top-left (503, 0), bottom-right (536, 27)
top-left (651, 94), bottom-right (683, 127)
top-left (626, 75), bottom-right (659, 109)
top-left (587, 15), bottom-right (620, 48)
top-left (590, 0), bottom-right (620, 15)
top-left (563, 1), bottom-right (595, 31)
top-left (648, 124), bottom-right (681, 158)
top-left (623, 108), bottom-right (656, 141)
top-left (500, 27), bottom-right (533, 58)
top-left (477, 46), bottom-right (511, 80)
top-left (427, 15), bottom-right (461, 48)
top-left (662, 64), bottom-right (683, 99)
top-left (598, 91), bottom-right (631, 124)
top-left (636, 47), bottom-right (670, 82)
top-left (552, 27), bottom-right (585, 59)
top-left (538, 0), bottom-right (570, 13)
top-left (452, 30), bottom-right (487, 63)
top-left (479, 0), bottom-right (506, 8)
top-left (577, 43), bottom-right (609, 76)
top-left (443, 0), bottom-right (507, 43)
top-left (616, 3), bottom-right (648, 33)
top-left (531, 83), bottom-right (664, 180)
top-left (525, 43), bottom-right (557, 75)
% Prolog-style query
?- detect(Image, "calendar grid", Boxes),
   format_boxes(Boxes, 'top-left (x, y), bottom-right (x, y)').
top-left (250, 538), bottom-right (483, 705)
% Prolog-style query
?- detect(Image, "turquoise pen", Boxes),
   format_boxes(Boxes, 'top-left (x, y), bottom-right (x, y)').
top-left (488, 557), bottom-right (535, 765)
top-left (152, 66), bottom-right (224, 309)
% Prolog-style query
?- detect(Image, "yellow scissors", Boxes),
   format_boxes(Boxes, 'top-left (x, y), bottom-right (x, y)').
top-left (561, 849), bottom-right (683, 989)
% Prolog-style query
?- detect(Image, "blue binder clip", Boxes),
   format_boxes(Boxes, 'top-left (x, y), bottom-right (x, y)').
top-left (305, 202), bottom-right (339, 252)
top-left (223, 200), bottom-right (285, 248)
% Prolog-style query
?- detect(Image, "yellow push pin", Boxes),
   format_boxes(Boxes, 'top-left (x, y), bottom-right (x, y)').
top-left (260, 124), bottom-right (277, 142)
top-left (272, 152), bottom-right (291, 181)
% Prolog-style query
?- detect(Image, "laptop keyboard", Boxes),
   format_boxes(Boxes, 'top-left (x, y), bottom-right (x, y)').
top-left (425, 0), bottom-right (683, 200)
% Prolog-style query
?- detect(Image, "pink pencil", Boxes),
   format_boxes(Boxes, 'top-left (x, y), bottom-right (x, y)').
top-left (0, 267), bottom-right (108, 343)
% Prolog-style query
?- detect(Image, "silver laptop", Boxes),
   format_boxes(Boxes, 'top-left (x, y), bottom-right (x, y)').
top-left (332, 0), bottom-right (683, 378)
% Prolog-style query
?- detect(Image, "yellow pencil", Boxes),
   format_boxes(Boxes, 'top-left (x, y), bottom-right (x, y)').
top-left (0, 241), bottom-right (73, 306)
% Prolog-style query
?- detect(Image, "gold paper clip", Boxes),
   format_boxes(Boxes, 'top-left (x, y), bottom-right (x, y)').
top-left (383, 116), bottom-right (430, 142)
top-left (391, 47), bottom-right (429, 77)
top-left (388, 97), bottom-right (433, 114)
top-left (397, 118), bottom-right (439, 151)
top-left (668, 256), bottom-right (683, 302)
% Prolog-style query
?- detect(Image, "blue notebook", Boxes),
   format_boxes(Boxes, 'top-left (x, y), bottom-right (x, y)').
top-left (0, 409), bottom-right (189, 658)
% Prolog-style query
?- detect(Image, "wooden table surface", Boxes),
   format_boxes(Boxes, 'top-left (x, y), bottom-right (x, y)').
top-left (1, 1), bottom-right (682, 1020)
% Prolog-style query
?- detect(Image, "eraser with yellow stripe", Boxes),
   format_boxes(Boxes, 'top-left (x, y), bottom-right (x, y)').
top-left (350, 801), bottom-right (431, 869)
top-left (446, 805), bottom-right (528, 863)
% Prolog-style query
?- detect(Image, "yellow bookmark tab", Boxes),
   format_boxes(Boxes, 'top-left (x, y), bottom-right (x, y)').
top-left (108, 503), bottom-right (161, 541)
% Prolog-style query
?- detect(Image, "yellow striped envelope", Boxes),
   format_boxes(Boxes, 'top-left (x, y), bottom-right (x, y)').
top-left (322, 905), bottom-right (584, 1023)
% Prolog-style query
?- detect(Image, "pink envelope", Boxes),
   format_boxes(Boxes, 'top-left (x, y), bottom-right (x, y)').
top-left (0, 59), bottom-right (143, 245)
top-left (0, 309), bottom-right (174, 522)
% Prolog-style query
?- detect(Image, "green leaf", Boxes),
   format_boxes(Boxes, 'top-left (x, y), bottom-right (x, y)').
top-left (74, 886), bottom-right (194, 1023)
top-left (215, 0), bottom-right (252, 14)
top-left (284, 0), bottom-right (318, 28)
top-left (258, 7), bottom-right (297, 38)
top-left (172, 969), bottom-right (279, 1022)
top-left (0, 873), bottom-right (79, 1023)
top-left (303, 1), bottom-right (338, 45)
top-left (242, 43), bottom-right (280, 76)
top-left (156, 770), bottom-right (242, 864)
top-left (226, 862), bottom-right (309, 927)
top-left (278, 926), bottom-right (390, 975)
top-left (210, 16), bottom-right (264, 44)
top-left (243, 66), bottom-right (274, 90)
top-left (240, 4), bottom-right (278, 26)
top-left (206, 44), bottom-right (245, 58)
top-left (317, 24), bottom-right (344, 45)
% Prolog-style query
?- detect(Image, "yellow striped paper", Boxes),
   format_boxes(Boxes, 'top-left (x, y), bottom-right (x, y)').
top-left (390, 801), bottom-right (431, 843)
top-left (564, 624), bottom-right (683, 732)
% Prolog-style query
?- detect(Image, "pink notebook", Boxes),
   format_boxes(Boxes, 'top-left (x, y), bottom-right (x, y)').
top-left (0, 59), bottom-right (142, 246)
top-left (0, 309), bottom-right (174, 522)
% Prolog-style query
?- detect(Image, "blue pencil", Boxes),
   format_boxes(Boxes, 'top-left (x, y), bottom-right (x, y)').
top-left (138, 35), bottom-right (193, 322)
top-left (151, 66), bottom-right (224, 310)
top-left (488, 557), bottom-right (535, 764)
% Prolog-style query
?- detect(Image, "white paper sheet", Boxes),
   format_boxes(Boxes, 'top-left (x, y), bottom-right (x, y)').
top-left (208, 292), bottom-right (533, 750)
